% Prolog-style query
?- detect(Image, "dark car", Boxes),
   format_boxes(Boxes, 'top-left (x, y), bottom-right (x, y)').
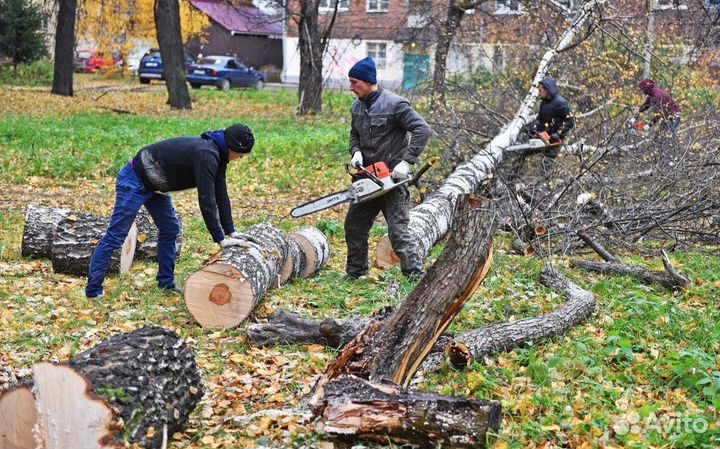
top-left (185, 56), bottom-right (266, 90)
top-left (138, 49), bottom-right (196, 84)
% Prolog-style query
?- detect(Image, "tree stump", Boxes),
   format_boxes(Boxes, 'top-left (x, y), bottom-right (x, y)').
top-left (184, 223), bottom-right (286, 329)
top-left (317, 376), bottom-right (500, 449)
top-left (287, 226), bottom-right (330, 278)
top-left (21, 204), bottom-right (70, 259)
top-left (0, 327), bottom-right (203, 449)
top-left (133, 207), bottom-right (183, 260)
top-left (51, 212), bottom-right (137, 276)
top-left (0, 385), bottom-right (37, 449)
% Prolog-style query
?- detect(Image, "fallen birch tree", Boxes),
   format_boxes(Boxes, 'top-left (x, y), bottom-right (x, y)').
top-left (375, 0), bottom-right (604, 269)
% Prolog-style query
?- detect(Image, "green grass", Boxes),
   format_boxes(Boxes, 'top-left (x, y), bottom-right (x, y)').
top-left (1, 86), bottom-right (719, 448)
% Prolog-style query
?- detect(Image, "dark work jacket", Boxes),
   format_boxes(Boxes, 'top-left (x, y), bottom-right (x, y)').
top-left (349, 88), bottom-right (431, 169)
top-left (532, 77), bottom-right (575, 140)
top-left (132, 137), bottom-right (233, 243)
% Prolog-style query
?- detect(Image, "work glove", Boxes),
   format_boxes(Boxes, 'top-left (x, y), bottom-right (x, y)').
top-left (550, 133), bottom-right (561, 143)
top-left (229, 231), bottom-right (261, 245)
top-left (642, 124), bottom-right (651, 132)
top-left (219, 237), bottom-right (250, 249)
top-left (351, 151), bottom-right (363, 169)
top-left (391, 160), bottom-right (412, 181)
top-left (628, 117), bottom-right (637, 126)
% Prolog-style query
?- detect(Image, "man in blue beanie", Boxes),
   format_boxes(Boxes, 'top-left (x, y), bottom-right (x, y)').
top-left (344, 56), bottom-right (431, 280)
top-left (85, 124), bottom-right (258, 300)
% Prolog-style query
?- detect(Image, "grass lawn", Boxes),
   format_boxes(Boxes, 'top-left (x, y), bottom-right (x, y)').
top-left (0, 79), bottom-right (718, 448)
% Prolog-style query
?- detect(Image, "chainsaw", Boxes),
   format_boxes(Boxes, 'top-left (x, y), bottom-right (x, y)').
top-left (290, 157), bottom-right (439, 218)
top-left (504, 131), bottom-right (562, 154)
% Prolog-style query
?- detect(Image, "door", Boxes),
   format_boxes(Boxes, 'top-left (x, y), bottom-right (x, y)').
top-left (403, 53), bottom-right (430, 91)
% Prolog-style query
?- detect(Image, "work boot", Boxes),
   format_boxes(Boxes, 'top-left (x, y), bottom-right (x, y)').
top-left (161, 286), bottom-right (183, 296)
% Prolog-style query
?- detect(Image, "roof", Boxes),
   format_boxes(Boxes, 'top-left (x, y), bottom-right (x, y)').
top-left (190, 0), bottom-right (282, 37)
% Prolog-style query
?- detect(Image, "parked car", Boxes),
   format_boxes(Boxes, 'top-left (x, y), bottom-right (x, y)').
top-left (185, 56), bottom-right (266, 90)
top-left (138, 49), bottom-right (196, 84)
top-left (73, 50), bottom-right (107, 73)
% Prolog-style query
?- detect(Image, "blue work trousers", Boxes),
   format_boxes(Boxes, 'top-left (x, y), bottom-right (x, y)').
top-left (86, 162), bottom-right (179, 297)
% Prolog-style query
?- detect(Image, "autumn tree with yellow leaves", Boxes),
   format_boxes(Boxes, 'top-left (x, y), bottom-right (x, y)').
top-left (76, 0), bottom-right (209, 72)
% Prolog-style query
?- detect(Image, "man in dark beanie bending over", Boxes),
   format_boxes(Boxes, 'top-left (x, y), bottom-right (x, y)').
top-left (344, 56), bottom-right (431, 280)
top-left (85, 124), bottom-right (256, 299)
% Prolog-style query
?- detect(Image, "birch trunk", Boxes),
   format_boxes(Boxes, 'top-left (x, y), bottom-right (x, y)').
top-left (134, 207), bottom-right (183, 260)
top-left (21, 204), bottom-right (70, 259)
top-left (374, 0), bottom-right (603, 267)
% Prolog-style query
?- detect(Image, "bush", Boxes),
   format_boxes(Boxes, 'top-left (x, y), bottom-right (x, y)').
top-left (0, 59), bottom-right (53, 86)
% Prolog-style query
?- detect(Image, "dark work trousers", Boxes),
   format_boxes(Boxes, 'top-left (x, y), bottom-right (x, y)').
top-left (344, 185), bottom-right (423, 277)
top-left (85, 162), bottom-right (180, 297)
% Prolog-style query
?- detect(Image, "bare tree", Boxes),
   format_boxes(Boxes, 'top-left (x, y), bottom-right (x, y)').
top-left (155, 0), bottom-right (192, 109)
top-left (51, 0), bottom-right (77, 97)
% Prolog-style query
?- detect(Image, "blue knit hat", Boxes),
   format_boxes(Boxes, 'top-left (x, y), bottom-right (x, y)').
top-left (348, 57), bottom-right (377, 84)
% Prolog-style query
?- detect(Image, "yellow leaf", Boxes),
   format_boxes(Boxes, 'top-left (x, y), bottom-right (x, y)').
top-left (541, 424), bottom-right (561, 432)
top-left (137, 233), bottom-right (148, 243)
top-left (146, 427), bottom-right (156, 438)
top-left (307, 344), bottom-right (325, 353)
top-left (201, 435), bottom-right (215, 445)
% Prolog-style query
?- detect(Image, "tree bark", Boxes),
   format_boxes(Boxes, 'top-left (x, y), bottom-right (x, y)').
top-left (570, 259), bottom-right (689, 290)
top-left (374, 0), bottom-right (602, 268)
top-left (421, 268), bottom-right (597, 372)
top-left (21, 204), bottom-right (70, 259)
top-left (316, 193), bottom-right (496, 396)
top-left (51, 212), bottom-right (137, 276)
top-left (1, 327), bottom-right (202, 449)
top-left (316, 376), bottom-right (500, 449)
top-left (296, 0), bottom-right (324, 114)
top-left (279, 236), bottom-right (305, 283)
top-left (133, 207), bottom-right (183, 261)
top-left (287, 226), bottom-right (330, 278)
top-left (155, 0), bottom-right (192, 109)
top-left (431, 1), bottom-right (466, 106)
top-left (51, 0), bottom-right (76, 96)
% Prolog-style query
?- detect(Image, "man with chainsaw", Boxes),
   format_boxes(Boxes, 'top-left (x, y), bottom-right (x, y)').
top-left (527, 76), bottom-right (575, 158)
top-left (85, 124), bottom-right (258, 300)
top-left (344, 56), bottom-right (431, 280)
top-left (630, 78), bottom-right (681, 140)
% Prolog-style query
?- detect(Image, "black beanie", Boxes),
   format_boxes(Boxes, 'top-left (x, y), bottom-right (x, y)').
top-left (224, 124), bottom-right (254, 153)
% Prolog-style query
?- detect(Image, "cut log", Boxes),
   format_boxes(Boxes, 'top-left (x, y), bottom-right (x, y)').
top-left (373, 1), bottom-right (603, 269)
top-left (22, 327), bottom-right (202, 449)
top-left (421, 268), bottom-right (597, 372)
top-left (279, 237), bottom-right (305, 284)
top-left (21, 204), bottom-right (69, 259)
top-left (0, 385), bottom-right (37, 449)
top-left (288, 226), bottom-right (330, 278)
top-left (316, 376), bottom-right (500, 449)
top-left (184, 223), bottom-right (286, 329)
top-left (51, 212), bottom-right (137, 276)
top-left (244, 223), bottom-right (288, 277)
top-left (134, 207), bottom-right (183, 260)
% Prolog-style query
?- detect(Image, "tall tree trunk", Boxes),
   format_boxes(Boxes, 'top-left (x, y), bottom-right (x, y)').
top-left (431, 1), bottom-right (465, 107)
top-left (51, 0), bottom-right (76, 96)
top-left (296, 0), bottom-right (323, 114)
top-left (155, 0), bottom-right (192, 110)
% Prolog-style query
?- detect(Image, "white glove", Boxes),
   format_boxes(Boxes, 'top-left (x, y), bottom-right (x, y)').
top-left (391, 161), bottom-right (411, 181)
top-left (229, 231), bottom-right (260, 245)
top-left (351, 151), bottom-right (363, 169)
top-left (219, 237), bottom-right (249, 248)
top-left (628, 117), bottom-right (636, 126)
top-left (642, 124), bottom-right (650, 131)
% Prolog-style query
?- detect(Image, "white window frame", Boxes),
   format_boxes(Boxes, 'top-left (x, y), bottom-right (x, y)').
top-left (366, 42), bottom-right (387, 69)
top-left (652, 0), bottom-right (688, 9)
top-left (495, 0), bottom-right (523, 15)
top-left (366, 0), bottom-right (389, 13)
top-left (319, 0), bottom-right (349, 12)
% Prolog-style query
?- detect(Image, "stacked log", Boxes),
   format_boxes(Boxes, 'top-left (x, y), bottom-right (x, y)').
top-left (184, 224), bottom-right (330, 329)
top-left (0, 327), bottom-right (203, 449)
top-left (21, 204), bottom-right (69, 259)
top-left (51, 211), bottom-right (137, 276)
top-left (134, 207), bottom-right (183, 260)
